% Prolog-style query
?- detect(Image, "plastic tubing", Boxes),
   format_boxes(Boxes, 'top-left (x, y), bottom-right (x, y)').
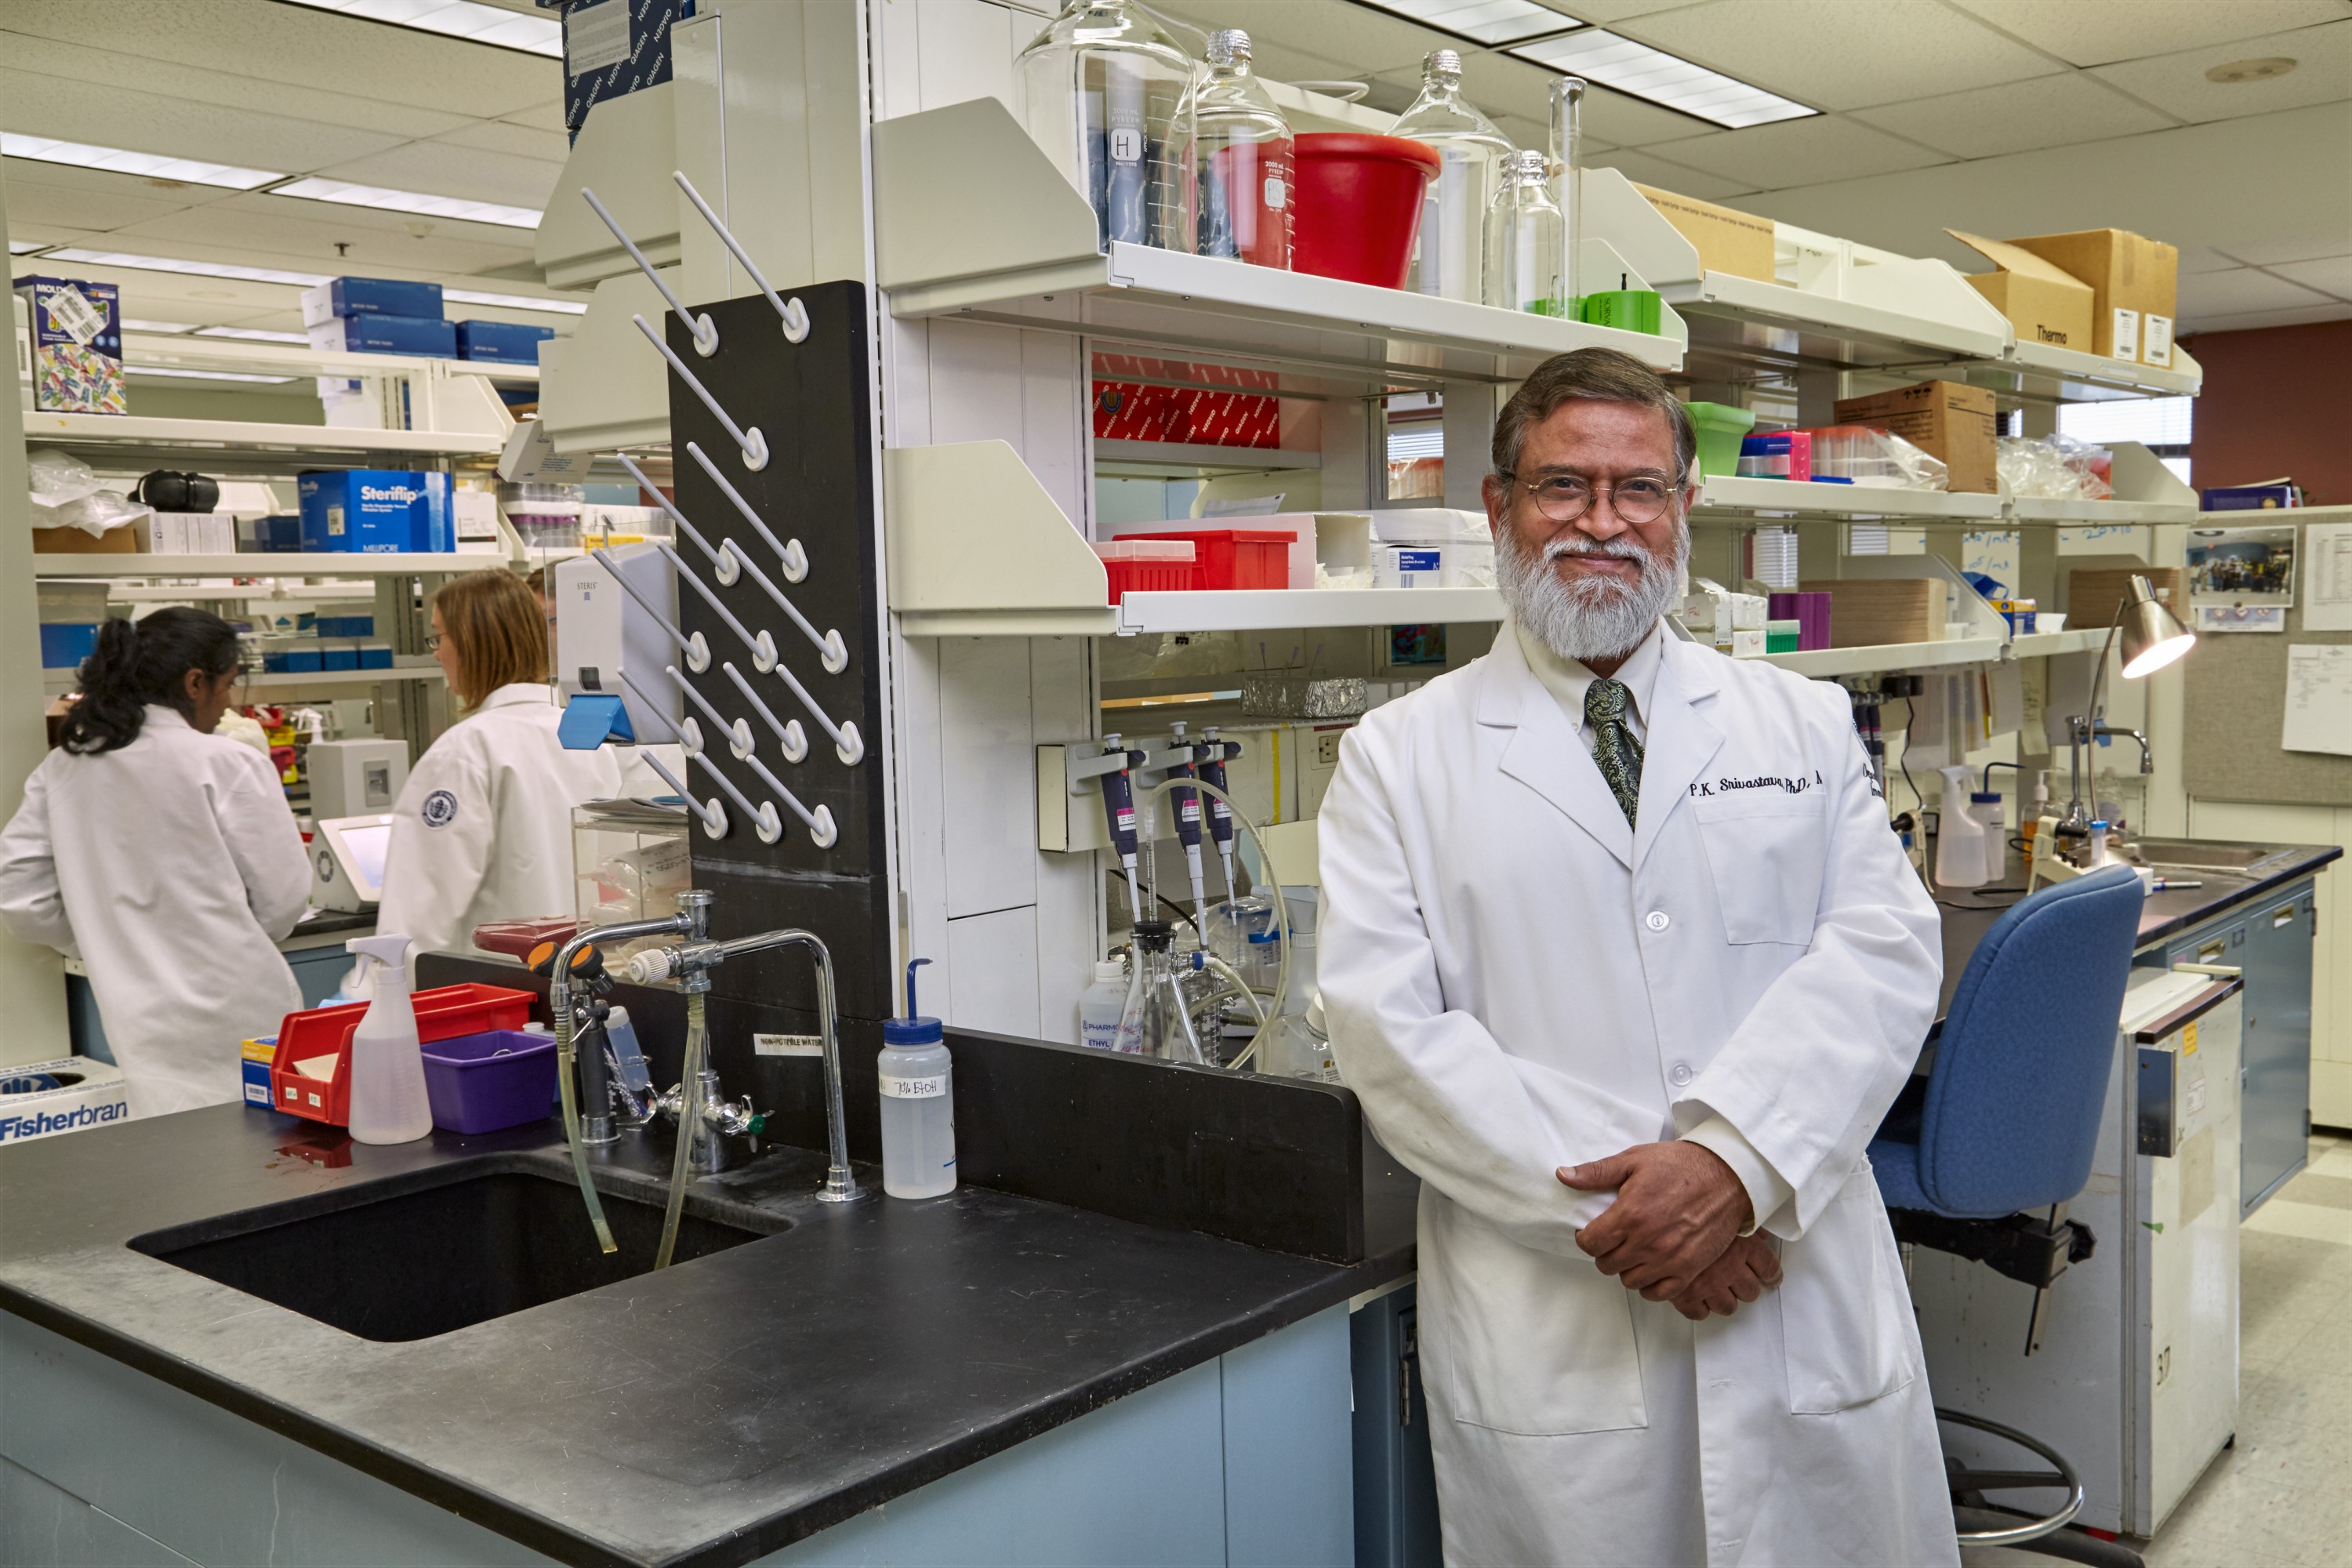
top-left (655, 989), bottom-right (709, 1269)
top-left (1133, 775), bottom-right (1292, 1069)
top-left (551, 993), bottom-right (620, 1254)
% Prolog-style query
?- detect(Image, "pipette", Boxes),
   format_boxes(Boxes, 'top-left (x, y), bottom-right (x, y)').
top-left (1096, 735), bottom-right (1145, 924)
top-left (1197, 726), bottom-right (1242, 902)
top-left (1166, 722), bottom-right (1210, 923)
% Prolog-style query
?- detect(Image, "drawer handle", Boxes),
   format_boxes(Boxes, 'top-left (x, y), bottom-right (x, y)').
top-left (2198, 940), bottom-right (2227, 964)
top-left (2274, 906), bottom-right (2297, 929)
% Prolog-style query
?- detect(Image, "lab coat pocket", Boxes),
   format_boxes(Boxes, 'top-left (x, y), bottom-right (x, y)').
top-left (1422, 1201), bottom-right (1647, 1436)
top-left (1779, 1172), bottom-right (1915, 1414)
top-left (1693, 793), bottom-right (1829, 946)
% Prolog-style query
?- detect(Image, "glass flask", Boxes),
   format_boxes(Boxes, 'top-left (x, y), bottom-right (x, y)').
top-left (1391, 49), bottom-right (1515, 304)
top-left (1117, 920), bottom-right (1210, 1065)
top-left (1485, 150), bottom-right (1567, 318)
top-left (1190, 29), bottom-right (1291, 269)
top-left (1017, 0), bottom-right (1196, 254)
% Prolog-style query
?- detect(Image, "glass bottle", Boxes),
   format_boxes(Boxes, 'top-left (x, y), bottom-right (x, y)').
top-left (1191, 29), bottom-right (1292, 269)
top-left (1391, 49), bottom-right (1515, 305)
top-left (1017, 0), bottom-right (1196, 255)
top-left (1116, 920), bottom-right (1210, 1065)
top-left (1485, 150), bottom-right (1567, 318)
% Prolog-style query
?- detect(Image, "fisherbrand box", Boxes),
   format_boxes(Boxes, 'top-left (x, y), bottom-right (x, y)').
top-left (298, 470), bottom-right (454, 554)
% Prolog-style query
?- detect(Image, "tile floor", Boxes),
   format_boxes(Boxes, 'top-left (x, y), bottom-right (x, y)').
top-left (1963, 1134), bottom-right (2352, 1568)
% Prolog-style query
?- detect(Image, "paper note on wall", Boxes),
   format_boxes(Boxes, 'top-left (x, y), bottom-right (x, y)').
top-left (2306, 523), bottom-right (2352, 633)
top-left (2281, 644), bottom-right (2352, 757)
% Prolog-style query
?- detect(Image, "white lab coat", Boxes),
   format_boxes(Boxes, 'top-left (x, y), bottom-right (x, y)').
top-left (0, 706), bottom-right (310, 1116)
top-left (1319, 627), bottom-right (1955, 1568)
top-left (368, 684), bottom-right (622, 978)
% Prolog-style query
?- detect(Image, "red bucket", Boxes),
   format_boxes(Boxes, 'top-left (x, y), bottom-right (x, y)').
top-left (1290, 134), bottom-right (1440, 290)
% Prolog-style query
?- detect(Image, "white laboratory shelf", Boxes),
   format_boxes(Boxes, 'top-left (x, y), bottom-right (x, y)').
top-left (122, 333), bottom-right (540, 385)
top-left (20, 412), bottom-right (504, 460)
top-left (31, 553), bottom-right (488, 577)
top-left (2005, 340), bottom-right (2201, 401)
top-left (1693, 475), bottom-right (2006, 522)
top-left (1662, 268), bottom-right (2008, 372)
top-left (2011, 628), bottom-right (2108, 659)
top-left (98, 582), bottom-right (383, 603)
top-left (1115, 586), bottom-right (1503, 634)
top-left (1758, 635), bottom-right (2001, 678)
top-left (42, 665), bottom-right (441, 697)
top-left (2006, 495), bottom-right (2198, 526)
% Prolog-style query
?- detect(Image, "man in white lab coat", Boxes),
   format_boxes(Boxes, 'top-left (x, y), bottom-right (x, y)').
top-left (1320, 349), bottom-right (1955, 1566)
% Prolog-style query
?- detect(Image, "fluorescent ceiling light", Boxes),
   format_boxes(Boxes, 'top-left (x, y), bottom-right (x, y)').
top-left (0, 132), bottom-right (285, 191)
top-left (445, 288), bottom-right (587, 316)
top-left (1358, 0), bottom-right (1577, 46)
top-left (1510, 30), bottom-right (1816, 129)
top-left (195, 325), bottom-right (312, 343)
top-left (271, 177), bottom-right (542, 230)
top-left (127, 365), bottom-right (297, 384)
top-left (122, 318), bottom-right (200, 334)
top-left (41, 249), bottom-right (333, 287)
top-left (9, 240), bottom-right (48, 254)
top-left (274, 0), bottom-right (562, 56)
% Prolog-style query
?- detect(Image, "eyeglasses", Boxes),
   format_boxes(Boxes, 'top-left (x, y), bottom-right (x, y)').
top-left (1504, 473), bottom-right (1683, 526)
top-left (424, 632), bottom-right (446, 652)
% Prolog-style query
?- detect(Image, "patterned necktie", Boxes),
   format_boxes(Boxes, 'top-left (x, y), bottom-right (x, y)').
top-left (1585, 678), bottom-right (1644, 827)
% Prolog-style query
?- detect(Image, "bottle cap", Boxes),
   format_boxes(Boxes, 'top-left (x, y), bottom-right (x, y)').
top-left (1133, 919), bottom-right (1174, 953)
top-left (1971, 792), bottom-right (2001, 804)
top-left (1207, 27), bottom-right (1250, 64)
top-left (1512, 148), bottom-right (1548, 178)
top-left (1425, 48), bottom-right (1461, 79)
top-left (1094, 959), bottom-right (1127, 984)
top-left (1247, 929), bottom-right (1279, 944)
top-left (885, 956), bottom-right (942, 1046)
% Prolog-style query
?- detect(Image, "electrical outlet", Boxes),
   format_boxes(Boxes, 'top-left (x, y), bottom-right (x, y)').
top-left (1316, 731), bottom-right (1340, 768)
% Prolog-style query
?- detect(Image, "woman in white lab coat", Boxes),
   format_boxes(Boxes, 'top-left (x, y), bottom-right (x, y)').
top-left (0, 609), bottom-right (310, 1116)
top-left (362, 569), bottom-right (622, 982)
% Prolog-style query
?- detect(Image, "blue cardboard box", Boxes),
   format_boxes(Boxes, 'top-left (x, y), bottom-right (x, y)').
top-left (308, 314), bottom-right (456, 358)
top-left (302, 276), bottom-right (445, 321)
top-left (456, 319), bottom-right (554, 363)
top-left (320, 643), bottom-right (360, 671)
top-left (358, 643), bottom-right (394, 670)
top-left (314, 615), bottom-right (374, 638)
top-left (38, 623), bottom-right (99, 670)
top-left (263, 648), bottom-right (324, 673)
top-left (298, 470), bottom-right (454, 554)
top-left (2201, 483), bottom-right (2301, 511)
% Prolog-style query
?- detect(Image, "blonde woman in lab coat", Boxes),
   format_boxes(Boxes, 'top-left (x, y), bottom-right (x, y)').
top-left (360, 569), bottom-right (622, 985)
top-left (0, 608), bottom-right (311, 1116)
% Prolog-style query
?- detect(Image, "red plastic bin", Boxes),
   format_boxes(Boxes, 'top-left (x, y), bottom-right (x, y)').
top-left (1094, 539), bottom-right (1200, 604)
top-left (1114, 530), bottom-right (1295, 592)
top-left (267, 982), bottom-right (539, 1127)
top-left (1291, 133), bottom-right (1439, 289)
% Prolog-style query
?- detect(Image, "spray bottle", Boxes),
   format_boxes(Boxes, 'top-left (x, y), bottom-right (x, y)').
top-left (877, 958), bottom-right (956, 1199)
top-left (343, 933), bottom-right (430, 1144)
top-left (1934, 765), bottom-right (1987, 889)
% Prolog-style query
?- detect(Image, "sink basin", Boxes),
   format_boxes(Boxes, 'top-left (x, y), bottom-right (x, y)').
top-left (130, 1167), bottom-right (781, 1341)
top-left (2128, 840), bottom-right (2276, 870)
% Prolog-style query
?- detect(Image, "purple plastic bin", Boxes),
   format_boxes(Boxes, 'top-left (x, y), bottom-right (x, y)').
top-left (1769, 590), bottom-right (1833, 652)
top-left (420, 1029), bottom-right (557, 1134)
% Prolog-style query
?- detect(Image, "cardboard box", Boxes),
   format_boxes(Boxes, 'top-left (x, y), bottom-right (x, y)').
top-left (0, 1056), bottom-right (129, 1143)
top-left (1798, 578), bottom-right (1943, 648)
top-left (454, 318), bottom-right (554, 363)
top-left (298, 470), bottom-right (454, 554)
top-left (2002, 228), bottom-right (2178, 368)
top-left (1634, 184), bottom-right (1777, 284)
top-left (307, 314), bottom-right (457, 358)
top-left (1832, 379), bottom-right (1999, 495)
top-left (13, 274), bottom-right (125, 415)
top-left (1947, 230), bottom-right (2095, 355)
top-left (158, 512), bottom-right (237, 554)
top-left (299, 276), bottom-right (445, 325)
top-left (32, 524), bottom-right (140, 554)
top-left (2067, 567), bottom-right (2187, 629)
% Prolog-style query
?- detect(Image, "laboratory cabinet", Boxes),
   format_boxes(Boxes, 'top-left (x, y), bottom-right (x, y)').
top-left (1352, 1281), bottom-right (1442, 1568)
top-left (2140, 876), bottom-right (2318, 1217)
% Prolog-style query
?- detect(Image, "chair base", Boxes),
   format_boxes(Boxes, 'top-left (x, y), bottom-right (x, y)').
top-left (1952, 1508), bottom-right (2144, 1566)
top-left (1937, 1407), bottom-right (2143, 1565)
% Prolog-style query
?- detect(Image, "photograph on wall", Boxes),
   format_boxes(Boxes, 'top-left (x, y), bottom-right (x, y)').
top-left (2187, 523), bottom-right (2296, 633)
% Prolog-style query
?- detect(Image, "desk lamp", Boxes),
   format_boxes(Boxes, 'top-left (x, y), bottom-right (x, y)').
top-left (2063, 573), bottom-right (2197, 837)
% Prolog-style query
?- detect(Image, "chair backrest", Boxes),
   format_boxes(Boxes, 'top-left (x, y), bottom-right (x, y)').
top-left (1915, 865), bottom-right (2146, 1218)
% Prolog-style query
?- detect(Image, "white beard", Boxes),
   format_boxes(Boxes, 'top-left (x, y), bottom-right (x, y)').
top-left (1495, 511), bottom-right (1689, 665)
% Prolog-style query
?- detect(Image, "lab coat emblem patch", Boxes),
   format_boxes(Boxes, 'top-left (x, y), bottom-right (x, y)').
top-left (421, 789), bottom-right (459, 828)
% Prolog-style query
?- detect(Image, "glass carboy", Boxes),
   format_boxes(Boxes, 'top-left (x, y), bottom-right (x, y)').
top-left (1392, 49), bottom-right (1515, 304)
top-left (1018, 0), bottom-right (1196, 254)
top-left (1190, 29), bottom-right (1291, 269)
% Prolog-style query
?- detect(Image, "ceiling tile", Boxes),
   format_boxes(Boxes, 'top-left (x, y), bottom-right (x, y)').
top-left (2269, 254), bottom-right (2352, 299)
top-left (1947, 0), bottom-right (2349, 69)
top-left (116, 201), bottom-right (536, 278)
top-left (2180, 301), bottom-right (2352, 334)
top-left (429, 120), bottom-right (568, 165)
top-left (2177, 265), bottom-right (2336, 317)
top-left (2089, 19), bottom-right (2352, 123)
top-left (499, 100), bottom-right (572, 134)
top-left (0, 165), bottom-right (216, 230)
top-left (1577, 81), bottom-right (1720, 146)
top-left (1643, 114), bottom-right (1952, 189)
top-left (1158, 0), bottom-right (1439, 79)
top-left (310, 142), bottom-right (564, 212)
top-left (1587, 147), bottom-right (1760, 201)
top-left (2212, 232), bottom-right (2352, 267)
top-left (2179, 245), bottom-right (2244, 274)
top-left (0, 71), bottom-right (411, 174)
top-left (1607, 0), bottom-right (2060, 112)
top-left (1550, 0), bottom-right (1711, 20)
top-left (16, 260), bottom-right (305, 314)
top-left (1850, 73), bottom-right (2176, 159)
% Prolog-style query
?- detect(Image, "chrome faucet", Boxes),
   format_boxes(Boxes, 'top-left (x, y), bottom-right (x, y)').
top-left (655, 1065), bottom-right (764, 1174)
top-left (547, 906), bottom-right (705, 1144)
top-left (2063, 715), bottom-right (2154, 839)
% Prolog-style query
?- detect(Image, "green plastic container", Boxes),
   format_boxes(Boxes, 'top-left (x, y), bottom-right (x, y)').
top-left (1579, 289), bottom-right (1663, 335)
top-left (1681, 401), bottom-right (1757, 485)
top-left (1764, 618), bottom-right (1802, 654)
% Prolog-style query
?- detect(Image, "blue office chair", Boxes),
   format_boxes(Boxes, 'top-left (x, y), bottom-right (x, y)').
top-left (1870, 864), bottom-right (2146, 1568)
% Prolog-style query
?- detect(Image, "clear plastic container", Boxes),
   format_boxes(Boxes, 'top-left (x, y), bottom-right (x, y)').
top-left (572, 799), bottom-right (691, 961)
top-left (1805, 426), bottom-right (1948, 490)
top-left (1191, 30), bottom-right (1290, 269)
top-left (1018, 0), bottom-right (1196, 255)
top-left (1201, 894), bottom-right (1274, 971)
top-left (1391, 49), bottom-right (1514, 304)
top-left (1484, 150), bottom-right (1566, 318)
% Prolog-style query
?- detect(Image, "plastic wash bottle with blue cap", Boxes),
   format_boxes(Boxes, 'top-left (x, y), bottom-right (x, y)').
top-left (879, 958), bottom-right (956, 1199)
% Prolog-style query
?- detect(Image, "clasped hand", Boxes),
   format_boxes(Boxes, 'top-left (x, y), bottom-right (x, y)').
top-left (1559, 1142), bottom-right (1782, 1321)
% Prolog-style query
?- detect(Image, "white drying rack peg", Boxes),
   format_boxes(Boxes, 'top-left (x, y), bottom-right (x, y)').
top-left (609, 668), bottom-right (728, 838)
top-left (582, 186), bottom-right (717, 357)
top-left (684, 438), bottom-right (808, 583)
top-left (633, 313), bottom-right (768, 470)
top-left (741, 748), bottom-right (839, 849)
top-left (588, 546), bottom-right (709, 673)
top-left (623, 450), bottom-right (844, 673)
top-left (673, 171), bottom-right (811, 344)
top-left (722, 661), bottom-right (808, 764)
top-left (668, 662), bottom-right (756, 760)
top-left (772, 655), bottom-right (864, 768)
top-left (663, 666), bottom-right (782, 844)
top-left (659, 542), bottom-right (779, 674)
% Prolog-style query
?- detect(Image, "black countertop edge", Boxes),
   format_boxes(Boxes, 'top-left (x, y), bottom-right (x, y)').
top-left (2, 1209), bottom-right (1410, 1568)
top-left (2133, 843), bottom-right (2340, 949)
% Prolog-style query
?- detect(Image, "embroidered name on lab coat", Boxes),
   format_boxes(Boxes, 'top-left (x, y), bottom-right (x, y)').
top-left (1688, 770), bottom-right (1825, 798)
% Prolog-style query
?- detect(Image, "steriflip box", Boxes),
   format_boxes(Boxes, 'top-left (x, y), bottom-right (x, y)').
top-left (299, 276), bottom-right (445, 325)
top-left (298, 470), bottom-right (454, 554)
top-left (307, 314), bottom-right (456, 358)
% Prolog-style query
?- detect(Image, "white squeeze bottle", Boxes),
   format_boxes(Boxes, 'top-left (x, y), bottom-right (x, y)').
top-left (1076, 958), bottom-right (1129, 1051)
top-left (343, 934), bottom-right (431, 1144)
top-left (878, 958), bottom-right (956, 1200)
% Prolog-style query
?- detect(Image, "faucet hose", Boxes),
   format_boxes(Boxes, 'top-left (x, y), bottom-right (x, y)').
top-left (552, 991), bottom-right (619, 1254)
top-left (655, 989), bottom-right (709, 1269)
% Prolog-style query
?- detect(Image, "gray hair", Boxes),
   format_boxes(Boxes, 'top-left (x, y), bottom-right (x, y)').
top-left (1490, 347), bottom-right (1695, 484)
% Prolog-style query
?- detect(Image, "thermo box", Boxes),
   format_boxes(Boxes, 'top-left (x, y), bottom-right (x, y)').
top-left (455, 318), bottom-right (554, 363)
top-left (297, 470), bottom-right (454, 554)
top-left (300, 276), bottom-right (446, 325)
top-left (307, 314), bottom-right (457, 358)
